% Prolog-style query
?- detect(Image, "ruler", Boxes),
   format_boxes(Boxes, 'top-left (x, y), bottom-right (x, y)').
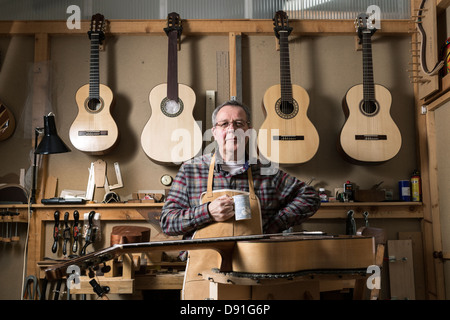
top-left (216, 51), bottom-right (230, 105)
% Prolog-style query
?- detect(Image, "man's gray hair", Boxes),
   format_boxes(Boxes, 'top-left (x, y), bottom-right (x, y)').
top-left (211, 100), bottom-right (251, 127)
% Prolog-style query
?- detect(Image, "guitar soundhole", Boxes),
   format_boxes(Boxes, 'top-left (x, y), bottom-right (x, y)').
top-left (275, 99), bottom-right (299, 119)
top-left (85, 97), bottom-right (104, 113)
top-left (161, 97), bottom-right (184, 117)
top-left (360, 100), bottom-right (379, 117)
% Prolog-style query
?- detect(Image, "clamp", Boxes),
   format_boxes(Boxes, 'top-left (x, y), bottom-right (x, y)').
top-left (346, 210), bottom-right (356, 235)
top-left (51, 211), bottom-right (60, 253)
top-left (62, 211), bottom-right (71, 256)
top-left (72, 210), bottom-right (80, 253)
top-left (80, 211), bottom-right (97, 256)
top-left (89, 278), bottom-right (110, 300)
top-left (22, 275), bottom-right (41, 300)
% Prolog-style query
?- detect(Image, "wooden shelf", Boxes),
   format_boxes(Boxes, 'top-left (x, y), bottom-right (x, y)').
top-left (316, 201), bottom-right (423, 219)
top-left (0, 19), bottom-right (412, 36)
top-left (0, 201), bottom-right (423, 220)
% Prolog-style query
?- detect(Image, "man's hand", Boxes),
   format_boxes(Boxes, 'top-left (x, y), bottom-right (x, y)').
top-left (207, 195), bottom-right (235, 221)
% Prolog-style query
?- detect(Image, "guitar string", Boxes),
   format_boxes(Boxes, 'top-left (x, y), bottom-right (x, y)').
top-left (279, 31), bottom-right (292, 120)
top-left (362, 31), bottom-right (375, 134)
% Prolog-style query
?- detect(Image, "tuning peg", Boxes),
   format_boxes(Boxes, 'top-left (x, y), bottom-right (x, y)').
top-left (101, 263), bottom-right (111, 274)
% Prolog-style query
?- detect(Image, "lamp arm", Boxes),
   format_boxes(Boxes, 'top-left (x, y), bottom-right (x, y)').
top-left (31, 128), bottom-right (42, 204)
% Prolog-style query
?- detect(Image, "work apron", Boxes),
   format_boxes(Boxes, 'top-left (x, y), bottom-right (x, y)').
top-left (182, 154), bottom-right (263, 300)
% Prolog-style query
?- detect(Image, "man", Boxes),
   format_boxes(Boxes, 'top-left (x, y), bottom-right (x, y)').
top-left (160, 99), bottom-right (320, 238)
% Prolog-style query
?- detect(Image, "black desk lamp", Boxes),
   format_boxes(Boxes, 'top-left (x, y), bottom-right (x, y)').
top-left (31, 113), bottom-right (71, 204)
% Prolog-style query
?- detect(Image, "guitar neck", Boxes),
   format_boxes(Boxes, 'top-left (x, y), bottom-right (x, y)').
top-left (89, 33), bottom-right (101, 99)
top-left (167, 30), bottom-right (179, 101)
top-left (362, 31), bottom-right (375, 102)
top-left (279, 31), bottom-right (293, 102)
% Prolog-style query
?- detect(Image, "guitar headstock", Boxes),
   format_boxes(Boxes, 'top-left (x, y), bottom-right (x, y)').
top-left (164, 12), bottom-right (183, 37)
top-left (273, 10), bottom-right (293, 39)
top-left (355, 13), bottom-right (377, 39)
top-left (88, 13), bottom-right (106, 41)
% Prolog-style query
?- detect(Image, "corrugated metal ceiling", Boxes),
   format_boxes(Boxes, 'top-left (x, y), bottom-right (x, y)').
top-left (0, 0), bottom-right (410, 20)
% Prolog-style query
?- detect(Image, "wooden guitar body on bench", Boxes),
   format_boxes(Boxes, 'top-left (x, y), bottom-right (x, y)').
top-left (110, 226), bottom-right (151, 245)
top-left (44, 232), bottom-right (375, 284)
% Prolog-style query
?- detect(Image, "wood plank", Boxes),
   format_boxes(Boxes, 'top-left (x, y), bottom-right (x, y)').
top-left (425, 110), bottom-right (446, 299)
top-left (368, 243), bottom-right (385, 300)
top-left (26, 206), bottom-right (44, 278)
top-left (208, 282), bottom-right (252, 300)
top-left (437, 0), bottom-right (450, 13)
top-left (427, 91), bottom-right (450, 112)
top-left (252, 281), bottom-right (320, 300)
top-left (421, 220), bottom-right (438, 298)
top-left (134, 273), bottom-right (184, 290)
top-left (69, 276), bottom-right (134, 294)
top-left (387, 240), bottom-right (416, 299)
top-left (0, 20), bottom-right (412, 36)
top-left (316, 202), bottom-right (423, 219)
top-left (0, 202), bottom-right (424, 220)
top-left (411, 0), bottom-right (443, 297)
top-left (228, 32), bottom-right (241, 99)
top-left (32, 34), bottom-right (51, 203)
top-left (399, 232), bottom-right (426, 299)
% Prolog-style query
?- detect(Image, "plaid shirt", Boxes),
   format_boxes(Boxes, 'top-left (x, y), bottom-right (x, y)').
top-left (160, 153), bottom-right (320, 237)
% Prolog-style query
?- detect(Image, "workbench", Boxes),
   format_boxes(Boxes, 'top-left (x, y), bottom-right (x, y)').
top-left (0, 201), bottom-right (423, 299)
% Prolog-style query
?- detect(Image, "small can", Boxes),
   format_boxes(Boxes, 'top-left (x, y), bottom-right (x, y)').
top-left (344, 180), bottom-right (354, 201)
top-left (398, 180), bottom-right (411, 201)
top-left (411, 170), bottom-right (421, 202)
top-left (319, 188), bottom-right (328, 202)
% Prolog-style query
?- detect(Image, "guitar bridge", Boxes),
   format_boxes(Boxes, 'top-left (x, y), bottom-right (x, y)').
top-left (355, 134), bottom-right (387, 140)
top-left (273, 135), bottom-right (304, 141)
top-left (78, 130), bottom-right (108, 136)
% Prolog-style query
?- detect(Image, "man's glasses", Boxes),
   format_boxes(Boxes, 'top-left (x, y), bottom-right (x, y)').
top-left (214, 120), bottom-right (250, 129)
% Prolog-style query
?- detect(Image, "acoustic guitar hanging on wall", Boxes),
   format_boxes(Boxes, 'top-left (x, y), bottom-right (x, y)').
top-left (338, 13), bottom-right (401, 164)
top-left (258, 11), bottom-right (319, 165)
top-left (141, 12), bottom-right (202, 165)
top-left (69, 13), bottom-right (118, 155)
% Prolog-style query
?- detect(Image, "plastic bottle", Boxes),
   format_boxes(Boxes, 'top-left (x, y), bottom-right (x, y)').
top-left (319, 188), bottom-right (328, 202)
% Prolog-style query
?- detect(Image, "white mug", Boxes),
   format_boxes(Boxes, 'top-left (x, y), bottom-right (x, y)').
top-left (233, 194), bottom-right (251, 220)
